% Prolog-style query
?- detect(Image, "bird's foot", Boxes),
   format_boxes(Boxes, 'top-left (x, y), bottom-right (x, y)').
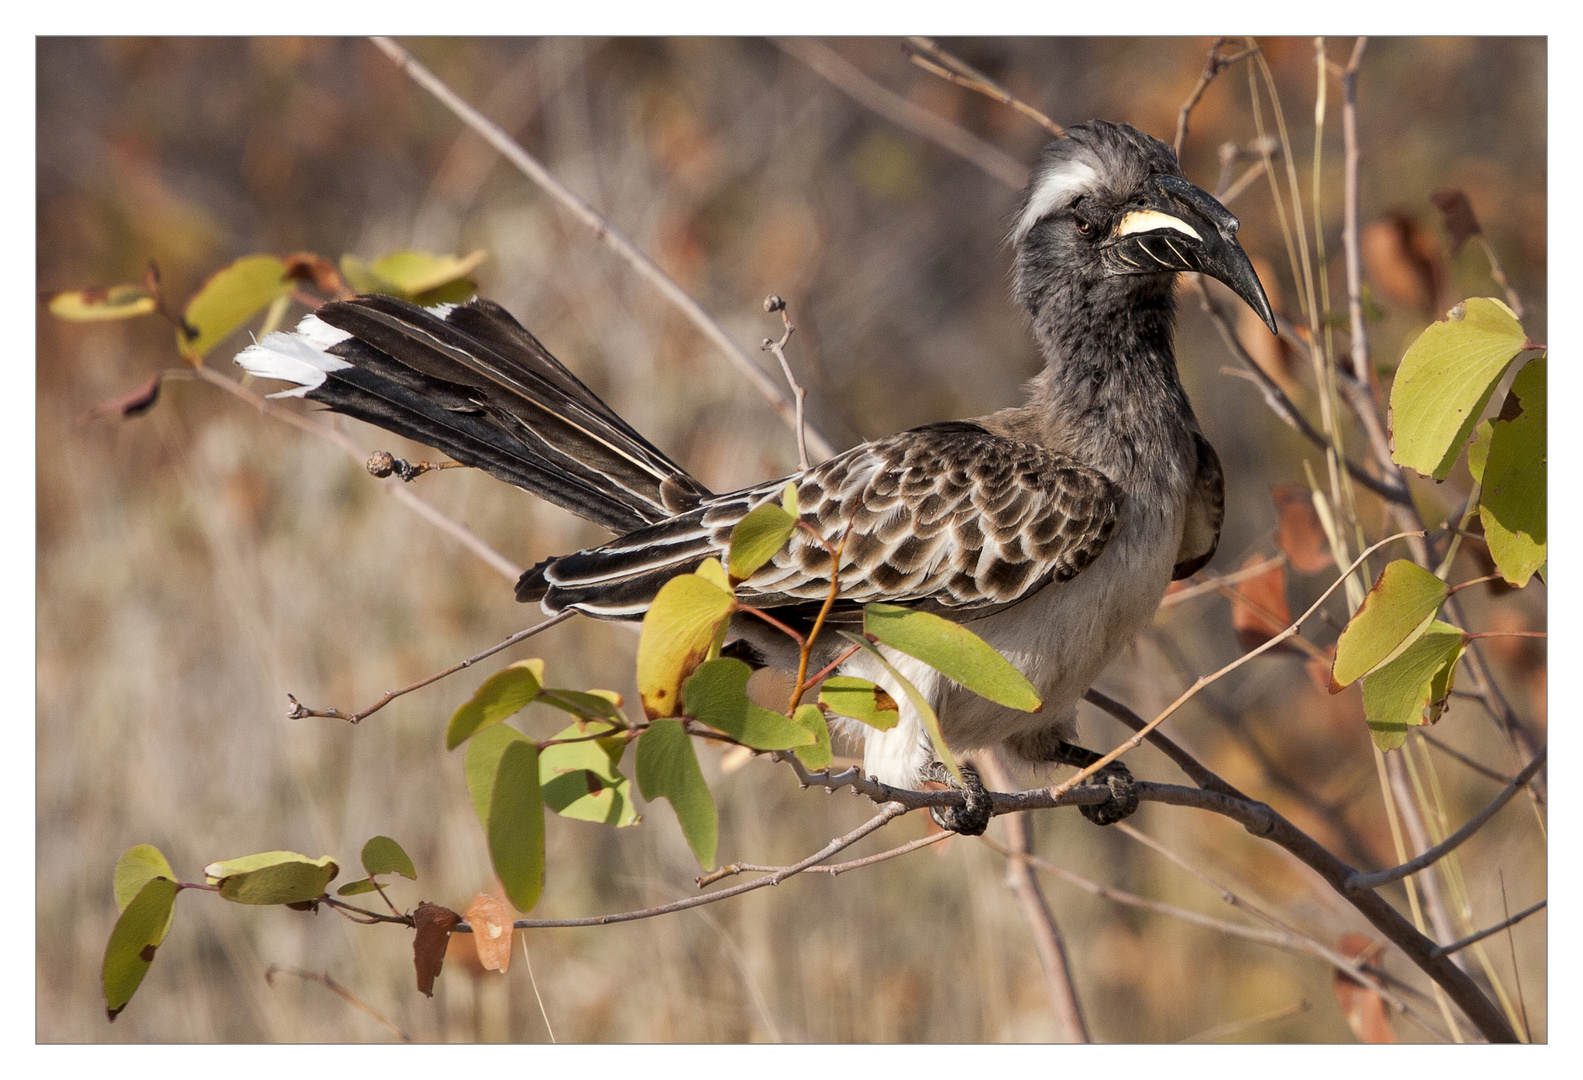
top-left (1080, 760), bottom-right (1138, 826)
top-left (921, 761), bottom-right (993, 836)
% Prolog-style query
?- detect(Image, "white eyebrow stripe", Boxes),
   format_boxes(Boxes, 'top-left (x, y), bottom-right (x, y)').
top-left (1114, 209), bottom-right (1201, 241)
top-left (1012, 160), bottom-right (1098, 242)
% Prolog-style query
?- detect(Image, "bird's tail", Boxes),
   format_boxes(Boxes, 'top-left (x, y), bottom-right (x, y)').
top-left (236, 293), bottom-right (714, 546)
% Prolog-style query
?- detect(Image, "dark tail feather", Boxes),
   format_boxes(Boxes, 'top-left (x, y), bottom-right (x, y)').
top-left (236, 295), bottom-right (713, 538)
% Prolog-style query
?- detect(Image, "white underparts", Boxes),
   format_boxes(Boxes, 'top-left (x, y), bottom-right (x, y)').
top-left (1114, 209), bottom-right (1201, 242)
top-left (235, 315), bottom-right (352, 398)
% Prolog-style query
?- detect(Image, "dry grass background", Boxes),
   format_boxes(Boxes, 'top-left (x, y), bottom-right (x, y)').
top-left (37, 37), bottom-right (1547, 1043)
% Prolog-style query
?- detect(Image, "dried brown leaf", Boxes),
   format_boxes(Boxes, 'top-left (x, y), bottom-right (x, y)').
top-left (1272, 485), bottom-right (1331, 574)
top-left (81, 375), bottom-right (161, 422)
top-left (412, 901), bottom-right (461, 998)
top-left (1429, 189), bottom-right (1482, 257)
top-left (1231, 552), bottom-right (1294, 653)
top-left (282, 252), bottom-right (351, 298)
top-left (1361, 215), bottom-right (1442, 315)
top-left (1331, 933), bottom-right (1395, 1043)
top-left (463, 893), bottom-right (514, 974)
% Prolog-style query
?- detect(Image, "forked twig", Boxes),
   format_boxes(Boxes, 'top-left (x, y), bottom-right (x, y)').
top-left (903, 37), bottom-right (1064, 138)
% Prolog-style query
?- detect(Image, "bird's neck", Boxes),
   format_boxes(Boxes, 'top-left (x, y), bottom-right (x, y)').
top-left (1023, 276), bottom-right (1196, 485)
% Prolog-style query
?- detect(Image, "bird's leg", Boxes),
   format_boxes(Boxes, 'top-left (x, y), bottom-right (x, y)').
top-left (1008, 728), bottom-right (1139, 826)
top-left (920, 760), bottom-right (994, 836)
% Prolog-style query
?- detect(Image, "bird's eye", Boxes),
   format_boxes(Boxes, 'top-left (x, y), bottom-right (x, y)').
top-left (1075, 216), bottom-right (1093, 235)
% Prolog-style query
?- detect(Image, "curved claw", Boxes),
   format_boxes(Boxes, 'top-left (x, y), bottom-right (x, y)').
top-left (923, 763), bottom-right (994, 836)
top-left (1079, 762), bottom-right (1139, 826)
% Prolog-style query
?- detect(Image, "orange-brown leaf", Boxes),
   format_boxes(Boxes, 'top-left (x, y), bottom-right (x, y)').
top-left (1231, 553), bottom-right (1293, 652)
top-left (1361, 215), bottom-right (1441, 315)
top-left (463, 893), bottom-right (514, 974)
top-left (1428, 189), bottom-right (1482, 257)
top-left (81, 375), bottom-right (161, 422)
top-left (1272, 485), bottom-right (1332, 574)
top-left (413, 901), bottom-right (461, 997)
top-left (1331, 933), bottom-right (1395, 1043)
top-left (282, 252), bottom-right (350, 298)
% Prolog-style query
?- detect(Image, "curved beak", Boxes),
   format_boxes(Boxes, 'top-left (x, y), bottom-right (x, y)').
top-left (1104, 173), bottom-right (1278, 334)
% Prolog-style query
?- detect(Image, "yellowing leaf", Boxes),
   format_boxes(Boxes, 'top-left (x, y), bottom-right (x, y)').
top-left (114, 845), bottom-right (176, 914)
top-left (683, 657), bottom-right (816, 750)
top-left (729, 501), bottom-right (798, 582)
top-left (819, 676), bottom-right (899, 731)
top-left (488, 740), bottom-right (546, 913)
top-left (464, 893), bottom-right (514, 973)
top-left (179, 255), bottom-right (293, 363)
top-left (864, 603), bottom-right (1041, 712)
top-left (636, 573), bottom-right (735, 718)
top-left (781, 482), bottom-right (799, 518)
top-left (533, 686), bottom-right (627, 723)
top-left (791, 703), bottom-right (833, 770)
top-left (360, 836), bottom-right (416, 880)
top-left (1478, 359), bottom-right (1546, 586)
top-left (369, 249), bottom-right (486, 296)
top-left (1362, 621), bottom-right (1466, 751)
top-left (102, 877), bottom-right (179, 1020)
top-left (49, 284), bottom-right (157, 322)
top-left (636, 719), bottom-right (717, 869)
top-left (1331, 560), bottom-right (1449, 691)
top-left (203, 851), bottom-right (338, 905)
top-left (446, 659), bottom-right (545, 749)
top-left (1389, 298), bottom-right (1530, 480)
top-left (693, 556), bottom-right (731, 593)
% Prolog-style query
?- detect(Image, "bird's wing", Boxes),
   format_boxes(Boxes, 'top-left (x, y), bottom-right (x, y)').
top-left (1171, 431), bottom-right (1223, 580)
top-left (535, 421), bottom-right (1120, 620)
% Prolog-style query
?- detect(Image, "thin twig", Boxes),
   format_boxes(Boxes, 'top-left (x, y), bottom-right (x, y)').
top-left (772, 38), bottom-right (1029, 190)
top-left (199, 365), bottom-right (524, 581)
top-left (264, 965), bottom-right (412, 1042)
top-left (1179, 1000), bottom-right (1309, 1043)
top-left (760, 296), bottom-right (809, 471)
top-left (1340, 38), bottom-right (1372, 388)
top-left (1157, 555), bottom-right (1286, 608)
top-left (1175, 39), bottom-right (1261, 155)
top-left (1049, 532), bottom-right (1420, 800)
top-left (369, 36), bottom-right (835, 462)
top-left (1414, 730), bottom-right (1519, 787)
top-left (1345, 751), bottom-right (1547, 893)
top-left (1430, 900), bottom-right (1546, 959)
top-left (519, 935), bottom-right (558, 1043)
top-left (903, 37), bottom-right (1065, 138)
top-left (979, 753), bottom-right (1089, 1043)
top-left (287, 611), bottom-right (573, 723)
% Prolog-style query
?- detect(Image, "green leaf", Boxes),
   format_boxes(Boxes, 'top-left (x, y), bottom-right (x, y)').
top-left (1330, 560), bottom-right (1449, 691)
top-left (864, 603), bottom-right (1041, 712)
top-left (1389, 297), bottom-right (1530, 480)
top-left (336, 879), bottom-right (383, 896)
top-left (838, 631), bottom-right (960, 783)
top-left (465, 722), bottom-right (531, 827)
top-left (791, 704), bottom-right (833, 770)
top-left (819, 675), bottom-right (900, 731)
top-left (540, 721), bottom-right (640, 826)
top-left (114, 844), bottom-right (176, 914)
top-left (729, 501), bottom-right (798, 582)
top-left (488, 740), bottom-right (546, 913)
top-left (203, 851), bottom-right (339, 905)
top-left (102, 877), bottom-right (179, 1020)
top-left (780, 481), bottom-right (799, 518)
top-left (179, 255), bottom-right (294, 363)
top-left (49, 284), bottom-right (157, 322)
top-left (1362, 621), bottom-right (1466, 751)
top-left (683, 658), bottom-right (816, 750)
top-left (694, 556), bottom-right (732, 593)
top-left (360, 836), bottom-right (416, 881)
top-left (446, 658), bottom-right (545, 749)
top-left (1478, 358), bottom-right (1546, 586)
top-left (636, 572), bottom-right (736, 718)
top-left (534, 687), bottom-right (627, 723)
top-left (636, 719), bottom-right (717, 869)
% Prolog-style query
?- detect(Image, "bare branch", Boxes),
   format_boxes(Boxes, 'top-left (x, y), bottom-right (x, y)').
top-left (1431, 900), bottom-right (1546, 959)
top-left (264, 965), bottom-right (412, 1042)
top-left (772, 38), bottom-right (1029, 190)
top-left (1176, 39), bottom-right (1261, 155)
top-left (903, 37), bottom-right (1064, 138)
top-left (369, 36), bottom-right (836, 462)
top-left (1345, 751), bottom-right (1547, 893)
top-left (287, 611), bottom-right (573, 723)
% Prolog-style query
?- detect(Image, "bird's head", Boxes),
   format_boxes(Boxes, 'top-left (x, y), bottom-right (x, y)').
top-left (1010, 120), bottom-right (1277, 337)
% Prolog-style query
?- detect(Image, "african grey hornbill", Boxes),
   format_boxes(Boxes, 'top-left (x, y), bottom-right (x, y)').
top-left (237, 120), bottom-right (1276, 835)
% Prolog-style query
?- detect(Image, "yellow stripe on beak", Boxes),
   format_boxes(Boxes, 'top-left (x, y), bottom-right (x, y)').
top-left (1114, 210), bottom-right (1201, 241)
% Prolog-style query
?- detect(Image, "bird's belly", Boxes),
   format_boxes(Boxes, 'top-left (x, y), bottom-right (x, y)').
top-left (934, 506), bottom-right (1182, 751)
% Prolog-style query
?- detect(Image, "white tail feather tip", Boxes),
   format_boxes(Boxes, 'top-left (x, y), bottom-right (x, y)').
top-left (235, 330), bottom-right (352, 398)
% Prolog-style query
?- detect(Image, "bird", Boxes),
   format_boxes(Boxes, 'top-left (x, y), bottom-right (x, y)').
top-left (236, 120), bottom-right (1275, 835)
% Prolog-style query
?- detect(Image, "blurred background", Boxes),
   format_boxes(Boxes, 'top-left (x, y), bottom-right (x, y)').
top-left (38, 37), bottom-right (1546, 1042)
